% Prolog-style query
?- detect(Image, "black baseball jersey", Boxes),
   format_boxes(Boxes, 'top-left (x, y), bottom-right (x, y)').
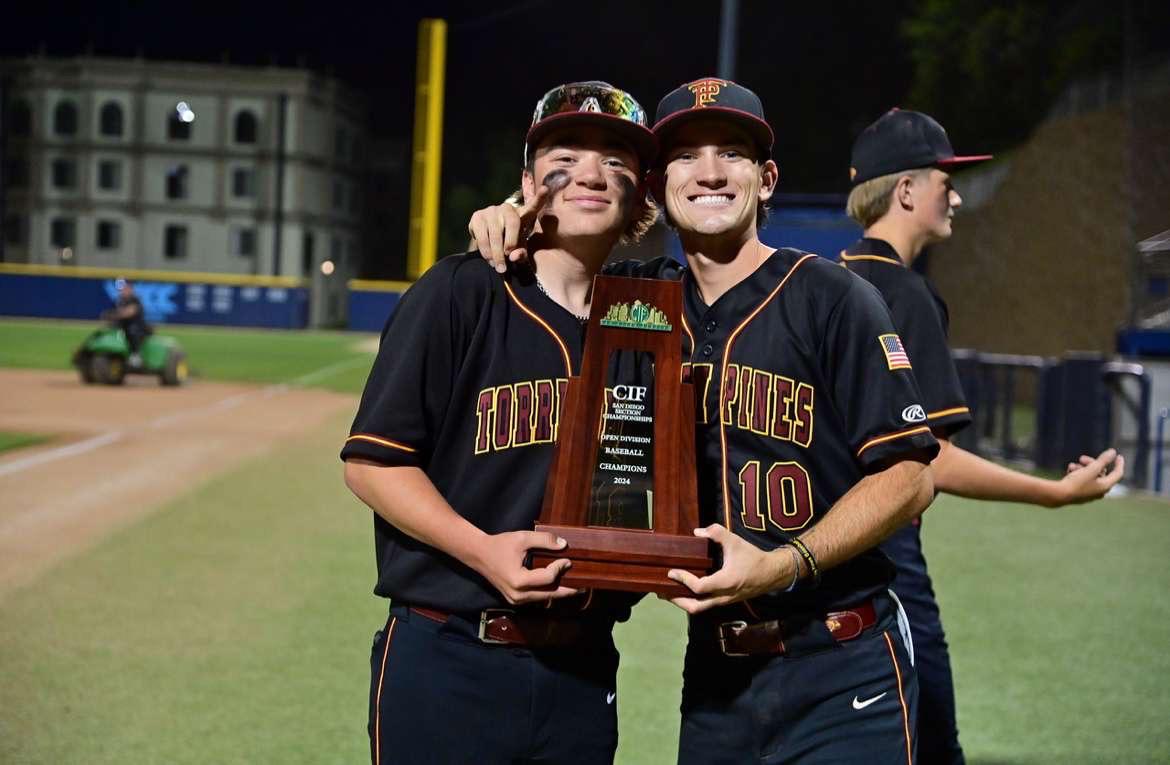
top-left (341, 252), bottom-right (633, 617)
top-left (614, 249), bottom-right (938, 612)
top-left (841, 238), bottom-right (973, 437)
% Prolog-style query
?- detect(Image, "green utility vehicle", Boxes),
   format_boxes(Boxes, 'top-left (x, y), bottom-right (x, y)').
top-left (72, 327), bottom-right (188, 386)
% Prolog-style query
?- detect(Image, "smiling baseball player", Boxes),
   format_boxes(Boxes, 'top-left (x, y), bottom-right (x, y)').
top-left (342, 80), bottom-right (659, 764)
top-left (470, 78), bottom-right (942, 764)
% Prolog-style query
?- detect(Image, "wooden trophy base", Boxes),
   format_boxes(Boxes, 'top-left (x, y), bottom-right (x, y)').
top-left (532, 523), bottom-right (711, 598)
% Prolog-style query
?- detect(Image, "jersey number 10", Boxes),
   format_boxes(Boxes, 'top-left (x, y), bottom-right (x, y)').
top-left (737, 461), bottom-right (814, 532)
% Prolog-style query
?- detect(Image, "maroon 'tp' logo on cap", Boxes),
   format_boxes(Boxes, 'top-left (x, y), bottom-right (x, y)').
top-left (687, 79), bottom-right (726, 108)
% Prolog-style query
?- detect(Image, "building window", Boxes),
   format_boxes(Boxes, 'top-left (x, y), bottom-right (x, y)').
top-left (164, 225), bottom-right (188, 258)
top-left (6, 158), bottom-right (29, 188)
top-left (97, 220), bottom-right (121, 250)
top-left (332, 179), bottom-right (345, 210)
top-left (231, 167), bottom-right (255, 198)
top-left (51, 158), bottom-right (77, 189)
top-left (51, 217), bottom-right (76, 247)
top-left (334, 126), bottom-right (348, 159)
top-left (234, 111), bottom-right (258, 144)
top-left (98, 159), bottom-right (123, 191)
top-left (232, 227), bottom-right (256, 257)
top-left (166, 165), bottom-right (189, 200)
top-left (10, 100), bottom-right (32, 137)
top-left (54, 101), bottom-right (79, 136)
top-left (168, 108), bottom-right (192, 141)
top-left (99, 102), bottom-right (124, 137)
top-left (4, 215), bottom-right (26, 246)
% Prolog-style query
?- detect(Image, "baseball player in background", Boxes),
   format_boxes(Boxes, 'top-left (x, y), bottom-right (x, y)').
top-left (471, 78), bottom-right (943, 764)
top-left (841, 108), bottom-right (1126, 764)
top-left (342, 81), bottom-right (659, 764)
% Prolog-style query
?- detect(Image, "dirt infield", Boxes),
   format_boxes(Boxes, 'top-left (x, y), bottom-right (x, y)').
top-left (0, 368), bottom-right (357, 597)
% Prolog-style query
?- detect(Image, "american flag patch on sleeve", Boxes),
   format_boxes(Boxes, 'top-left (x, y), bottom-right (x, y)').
top-left (879, 334), bottom-right (912, 370)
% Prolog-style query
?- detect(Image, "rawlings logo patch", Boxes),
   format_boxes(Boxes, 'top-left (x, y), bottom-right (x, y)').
top-left (901, 404), bottom-right (927, 424)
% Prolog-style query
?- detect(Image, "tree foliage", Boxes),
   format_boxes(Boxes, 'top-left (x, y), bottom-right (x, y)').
top-left (902, 0), bottom-right (1165, 152)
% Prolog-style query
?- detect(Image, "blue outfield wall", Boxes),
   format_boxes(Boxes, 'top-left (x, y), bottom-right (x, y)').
top-left (347, 279), bottom-right (410, 332)
top-left (0, 264), bottom-right (309, 329)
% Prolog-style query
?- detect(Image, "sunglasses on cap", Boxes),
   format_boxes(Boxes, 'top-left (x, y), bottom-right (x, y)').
top-left (524, 81), bottom-right (656, 166)
top-left (531, 81), bottom-right (648, 127)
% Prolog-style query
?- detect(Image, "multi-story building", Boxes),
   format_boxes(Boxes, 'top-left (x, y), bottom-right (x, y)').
top-left (0, 55), bottom-right (368, 326)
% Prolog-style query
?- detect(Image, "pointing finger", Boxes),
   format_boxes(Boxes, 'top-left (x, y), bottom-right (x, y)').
top-left (517, 184), bottom-right (551, 224)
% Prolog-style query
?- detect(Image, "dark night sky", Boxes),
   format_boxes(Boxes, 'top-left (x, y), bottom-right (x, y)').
top-left (11, 1), bottom-right (1157, 276)
top-left (0, 1), bottom-right (917, 193)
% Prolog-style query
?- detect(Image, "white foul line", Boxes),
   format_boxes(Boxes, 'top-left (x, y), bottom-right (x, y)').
top-left (0, 431), bottom-right (124, 477)
top-left (0, 355), bottom-right (370, 478)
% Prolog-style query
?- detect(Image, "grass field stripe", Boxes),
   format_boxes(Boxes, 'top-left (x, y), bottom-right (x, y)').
top-left (0, 431), bottom-right (123, 478)
top-left (374, 616), bottom-right (397, 765)
top-left (0, 356), bottom-right (369, 478)
top-left (287, 355), bottom-right (372, 387)
top-left (855, 426), bottom-right (932, 458)
top-left (882, 630), bottom-right (914, 765)
top-left (718, 253), bottom-right (817, 528)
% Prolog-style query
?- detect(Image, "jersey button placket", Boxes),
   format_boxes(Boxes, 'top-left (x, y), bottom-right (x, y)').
top-left (701, 316), bottom-right (717, 358)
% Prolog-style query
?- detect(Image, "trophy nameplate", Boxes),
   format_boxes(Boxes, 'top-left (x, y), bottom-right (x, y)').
top-left (530, 275), bottom-right (711, 597)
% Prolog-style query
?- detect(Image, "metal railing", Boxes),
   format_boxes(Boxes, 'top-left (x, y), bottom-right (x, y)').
top-left (951, 350), bottom-right (1152, 489)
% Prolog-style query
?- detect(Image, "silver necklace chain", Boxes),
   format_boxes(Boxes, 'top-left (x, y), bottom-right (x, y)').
top-left (535, 278), bottom-right (589, 323)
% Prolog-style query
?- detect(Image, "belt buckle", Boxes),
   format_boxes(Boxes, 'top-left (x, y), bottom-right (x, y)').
top-left (478, 608), bottom-right (514, 645)
top-left (717, 620), bottom-right (749, 657)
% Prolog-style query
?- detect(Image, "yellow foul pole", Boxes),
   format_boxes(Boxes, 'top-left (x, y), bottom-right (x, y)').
top-left (406, 18), bottom-right (447, 279)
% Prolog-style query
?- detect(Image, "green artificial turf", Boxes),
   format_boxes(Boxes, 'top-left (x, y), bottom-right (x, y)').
top-left (1, 412), bottom-right (1167, 763)
top-left (0, 430), bottom-right (51, 455)
top-left (0, 411), bottom-right (383, 764)
top-left (921, 490), bottom-right (1170, 764)
top-left (0, 319), bottom-right (376, 393)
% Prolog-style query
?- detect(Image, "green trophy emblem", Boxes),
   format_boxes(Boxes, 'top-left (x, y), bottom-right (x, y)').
top-left (600, 300), bottom-right (672, 332)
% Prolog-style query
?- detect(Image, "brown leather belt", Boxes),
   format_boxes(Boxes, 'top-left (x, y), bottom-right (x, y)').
top-left (717, 601), bottom-right (878, 657)
top-left (410, 606), bottom-right (592, 648)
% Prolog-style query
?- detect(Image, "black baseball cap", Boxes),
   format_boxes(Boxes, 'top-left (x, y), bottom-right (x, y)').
top-left (524, 81), bottom-right (656, 168)
top-left (850, 108), bottom-right (992, 185)
top-left (652, 78), bottom-right (774, 160)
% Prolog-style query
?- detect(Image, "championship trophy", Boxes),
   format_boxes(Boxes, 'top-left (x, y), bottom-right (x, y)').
top-left (530, 275), bottom-right (711, 596)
